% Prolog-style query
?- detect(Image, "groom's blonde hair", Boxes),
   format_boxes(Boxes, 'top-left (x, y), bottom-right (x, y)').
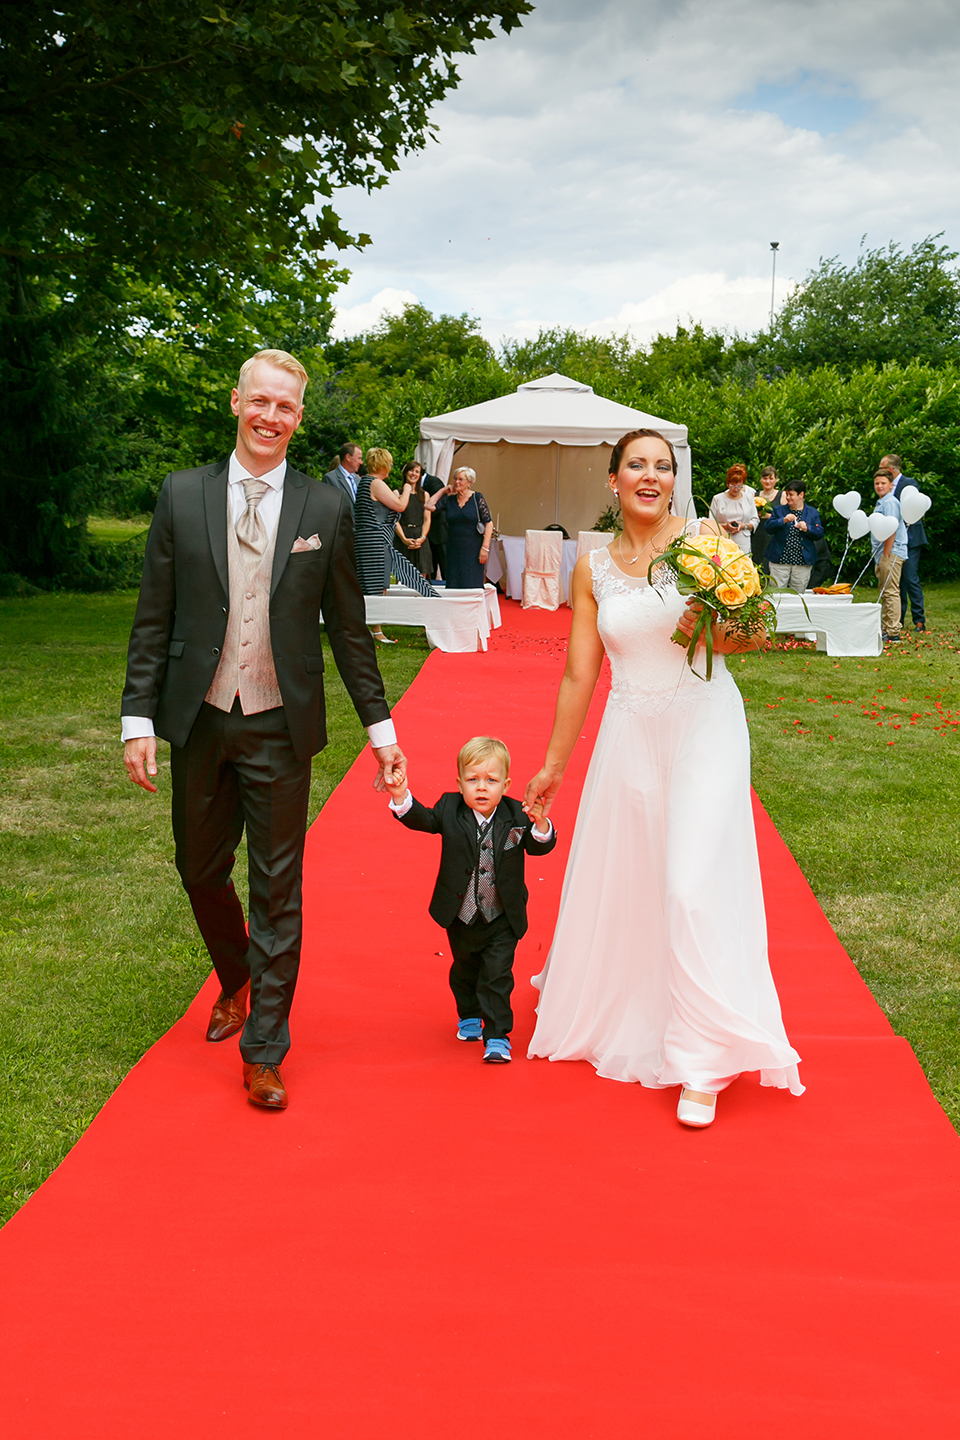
top-left (457, 736), bottom-right (511, 779)
top-left (237, 349), bottom-right (308, 400)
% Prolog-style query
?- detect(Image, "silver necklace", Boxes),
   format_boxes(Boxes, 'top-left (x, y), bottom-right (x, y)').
top-left (618, 517), bottom-right (672, 566)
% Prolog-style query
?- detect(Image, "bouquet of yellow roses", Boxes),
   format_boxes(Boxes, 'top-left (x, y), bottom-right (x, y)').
top-left (648, 532), bottom-right (775, 679)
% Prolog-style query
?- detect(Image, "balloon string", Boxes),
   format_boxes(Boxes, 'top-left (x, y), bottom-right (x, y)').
top-left (851, 554), bottom-right (875, 591)
top-left (832, 538), bottom-right (852, 585)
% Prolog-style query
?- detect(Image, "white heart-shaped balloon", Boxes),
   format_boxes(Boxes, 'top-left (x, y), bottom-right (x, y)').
top-left (833, 491), bottom-right (861, 519)
top-left (899, 489), bottom-right (932, 526)
top-left (847, 510), bottom-right (870, 539)
top-left (869, 513), bottom-right (899, 542)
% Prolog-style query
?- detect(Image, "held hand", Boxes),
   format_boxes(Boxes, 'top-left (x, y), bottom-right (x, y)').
top-left (372, 742), bottom-right (406, 793)
top-left (523, 766), bottom-right (563, 822)
top-left (784, 512), bottom-right (797, 524)
top-left (124, 736), bottom-right (158, 794)
top-left (796, 520), bottom-right (808, 532)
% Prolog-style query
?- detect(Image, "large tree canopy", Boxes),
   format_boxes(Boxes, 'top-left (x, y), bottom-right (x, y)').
top-left (0, 1), bottom-right (531, 289)
top-left (764, 237), bottom-right (960, 372)
top-left (0, 1), bottom-right (530, 586)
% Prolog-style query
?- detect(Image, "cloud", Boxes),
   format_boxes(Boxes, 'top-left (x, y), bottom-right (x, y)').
top-left (324, 0), bottom-right (960, 344)
top-left (593, 273), bottom-right (797, 344)
top-left (329, 287), bottom-right (419, 340)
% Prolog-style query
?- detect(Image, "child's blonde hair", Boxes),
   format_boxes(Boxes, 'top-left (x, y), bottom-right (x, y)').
top-left (365, 446), bottom-right (393, 476)
top-left (457, 736), bottom-right (511, 778)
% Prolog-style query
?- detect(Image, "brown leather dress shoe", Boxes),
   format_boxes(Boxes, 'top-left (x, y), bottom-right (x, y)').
top-left (242, 1062), bottom-right (288, 1110)
top-left (206, 980), bottom-right (250, 1042)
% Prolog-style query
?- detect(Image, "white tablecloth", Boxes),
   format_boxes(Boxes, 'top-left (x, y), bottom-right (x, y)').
top-left (496, 535), bottom-right (578, 603)
top-left (771, 594), bottom-right (882, 657)
top-left (353, 584), bottom-right (500, 653)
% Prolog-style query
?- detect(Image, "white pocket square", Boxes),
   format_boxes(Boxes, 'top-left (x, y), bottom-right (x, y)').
top-left (504, 825), bottom-right (525, 850)
top-left (291, 533), bottom-right (322, 553)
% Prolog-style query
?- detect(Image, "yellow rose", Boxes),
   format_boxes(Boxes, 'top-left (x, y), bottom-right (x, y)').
top-left (716, 582), bottom-right (747, 607)
top-left (742, 569), bottom-right (762, 597)
top-left (690, 568), bottom-right (716, 590)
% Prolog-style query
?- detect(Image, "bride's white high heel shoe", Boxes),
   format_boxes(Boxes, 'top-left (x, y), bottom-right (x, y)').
top-left (677, 1089), bottom-right (717, 1128)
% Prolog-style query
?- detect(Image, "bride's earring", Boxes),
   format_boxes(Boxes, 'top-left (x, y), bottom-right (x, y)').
top-left (614, 490), bottom-right (620, 497)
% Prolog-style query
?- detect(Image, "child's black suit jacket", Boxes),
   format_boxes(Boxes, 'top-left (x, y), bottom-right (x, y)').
top-left (395, 793), bottom-right (557, 938)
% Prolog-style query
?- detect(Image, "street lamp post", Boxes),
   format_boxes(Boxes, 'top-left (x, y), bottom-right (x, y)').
top-left (769, 242), bottom-right (780, 329)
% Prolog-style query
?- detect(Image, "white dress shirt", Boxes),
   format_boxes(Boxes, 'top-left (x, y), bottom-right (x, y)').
top-left (122, 450), bottom-right (396, 748)
top-left (388, 792), bottom-right (553, 840)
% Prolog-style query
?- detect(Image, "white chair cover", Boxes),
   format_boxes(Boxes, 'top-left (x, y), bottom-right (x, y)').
top-left (576, 531), bottom-right (613, 564)
top-left (522, 530), bottom-right (563, 610)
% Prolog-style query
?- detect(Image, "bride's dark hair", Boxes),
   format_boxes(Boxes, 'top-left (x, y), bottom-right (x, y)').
top-left (609, 428), bottom-right (678, 477)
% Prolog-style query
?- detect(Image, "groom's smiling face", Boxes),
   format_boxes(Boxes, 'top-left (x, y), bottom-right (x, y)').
top-left (231, 361), bottom-right (304, 474)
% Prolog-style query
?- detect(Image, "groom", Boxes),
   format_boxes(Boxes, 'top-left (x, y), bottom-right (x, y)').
top-left (121, 349), bottom-right (403, 1109)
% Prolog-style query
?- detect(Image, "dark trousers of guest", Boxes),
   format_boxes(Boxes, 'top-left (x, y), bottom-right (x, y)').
top-left (446, 913), bottom-right (517, 1040)
top-left (170, 699), bottom-right (312, 1065)
top-left (431, 540), bottom-right (446, 581)
top-left (899, 545), bottom-right (926, 627)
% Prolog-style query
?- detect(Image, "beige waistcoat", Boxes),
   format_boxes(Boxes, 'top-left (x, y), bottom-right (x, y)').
top-left (205, 505), bottom-right (282, 715)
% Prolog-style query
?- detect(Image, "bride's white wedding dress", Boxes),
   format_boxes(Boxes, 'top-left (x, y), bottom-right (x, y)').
top-left (528, 542), bottom-right (803, 1096)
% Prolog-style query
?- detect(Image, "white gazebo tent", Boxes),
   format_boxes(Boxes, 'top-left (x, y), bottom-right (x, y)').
top-left (416, 373), bottom-right (692, 537)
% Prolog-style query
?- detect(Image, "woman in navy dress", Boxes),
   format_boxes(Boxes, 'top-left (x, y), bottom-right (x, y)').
top-left (425, 467), bottom-right (493, 588)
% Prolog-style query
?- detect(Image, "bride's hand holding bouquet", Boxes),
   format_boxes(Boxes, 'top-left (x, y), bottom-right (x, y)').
top-left (654, 531), bottom-right (774, 679)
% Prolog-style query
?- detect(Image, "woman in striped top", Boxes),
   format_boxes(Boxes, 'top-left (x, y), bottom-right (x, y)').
top-left (354, 447), bottom-right (438, 643)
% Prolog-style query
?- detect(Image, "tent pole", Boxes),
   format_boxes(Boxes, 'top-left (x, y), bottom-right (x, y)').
top-left (555, 442), bottom-right (560, 525)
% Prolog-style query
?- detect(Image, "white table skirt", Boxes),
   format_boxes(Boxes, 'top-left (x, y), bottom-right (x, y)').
top-left (498, 535), bottom-right (578, 603)
top-left (323, 584), bottom-right (501, 653)
top-left (771, 594), bottom-right (883, 657)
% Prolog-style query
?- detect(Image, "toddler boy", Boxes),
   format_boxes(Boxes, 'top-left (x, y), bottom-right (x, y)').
top-left (385, 737), bottom-right (556, 1063)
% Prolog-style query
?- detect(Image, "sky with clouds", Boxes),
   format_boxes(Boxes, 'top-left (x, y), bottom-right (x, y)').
top-left (327, 0), bottom-right (960, 347)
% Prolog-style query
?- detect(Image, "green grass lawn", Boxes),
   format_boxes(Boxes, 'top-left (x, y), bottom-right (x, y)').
top-left (738, 582), bottom-right (960, 1123)
top-left (2, 584), bottom-right (959, 1226)
top-left (0, 593), bottom-right (429, 1224)
top-left (86, 516), bottom-right (151, 544)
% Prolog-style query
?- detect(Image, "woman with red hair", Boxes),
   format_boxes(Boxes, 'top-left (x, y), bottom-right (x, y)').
top-left (710, 464), bottom-right (757, 553)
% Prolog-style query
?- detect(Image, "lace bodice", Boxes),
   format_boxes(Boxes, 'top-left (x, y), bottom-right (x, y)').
top-left (589, 542), bottom-right (736, 716)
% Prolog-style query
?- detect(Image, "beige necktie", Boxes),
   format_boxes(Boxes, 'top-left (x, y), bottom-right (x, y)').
top-left (237, 477), bottom-right (270, 559)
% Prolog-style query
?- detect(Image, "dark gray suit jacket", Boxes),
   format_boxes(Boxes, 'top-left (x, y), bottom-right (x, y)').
top-left (323, 465), bottom-right (357, 511)
top-left (121, 458), bottom-right (390, 760)
top-left (395, 793), bottom-right (557, 938)
top-left (892, 472), bottom-right (927, 547)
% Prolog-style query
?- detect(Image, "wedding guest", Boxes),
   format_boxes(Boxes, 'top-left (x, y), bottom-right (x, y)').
top-left (394, 461), bottom-right (434, 579)
top-left (751, 466), bottom-right (785, 567)
top-left (710, 464), bottom-right (757, 553)
top-left (424, 466), bottom-right (493, 587)
top-left (323, 443), bottom-right (363, 513)
top-left (872, 468), bottom-right (908, 643)
top-left (355, 447), bottom-right (438, 644)
top-left (121, 351), bottom-right (403, 1110)
top-left (880, 452), bottom-right (927, 632)
top-left (419, 468), bottom-right (448, 579)
top-left (765, 481), bottom-right (824, 594)
top-left (385, 737), bottom-right (556, 1064)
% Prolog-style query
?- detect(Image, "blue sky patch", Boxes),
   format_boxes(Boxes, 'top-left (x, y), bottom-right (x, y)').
top-left (736, 74), bottom-right (868, 134)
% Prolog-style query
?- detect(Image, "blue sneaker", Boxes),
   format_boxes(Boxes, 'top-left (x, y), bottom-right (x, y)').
top-left (484, 1037), bottom-right (512, 1064)
top-left (457, 1017), bottom-right (483, 1042)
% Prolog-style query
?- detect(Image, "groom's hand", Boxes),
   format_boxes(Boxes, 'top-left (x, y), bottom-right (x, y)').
top-left (372, 742), bottom-right (406, 793)
top-left (124, 736), bottom-right (158, 793)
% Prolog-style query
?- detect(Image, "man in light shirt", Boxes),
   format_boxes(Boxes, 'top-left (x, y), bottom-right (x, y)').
top-left (871, 468), bottom-right (908, 643)
top-left (121, 350), bottom-right (404, 1109)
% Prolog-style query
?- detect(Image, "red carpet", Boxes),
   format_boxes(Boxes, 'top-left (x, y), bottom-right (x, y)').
top-left (1, 598), bottom-right (959, 1438)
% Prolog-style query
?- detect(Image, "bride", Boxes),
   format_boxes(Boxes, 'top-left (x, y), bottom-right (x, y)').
top-left (523, 429), bottom-right (803, 1127)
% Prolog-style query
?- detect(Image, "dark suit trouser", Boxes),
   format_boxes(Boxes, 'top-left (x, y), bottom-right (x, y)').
top-left (899, 545), bottom-right (925, 626)
top-left (170, 700), bottom-right (311, 1065)
top-left (446, 913), bottom-right (517, 1039)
